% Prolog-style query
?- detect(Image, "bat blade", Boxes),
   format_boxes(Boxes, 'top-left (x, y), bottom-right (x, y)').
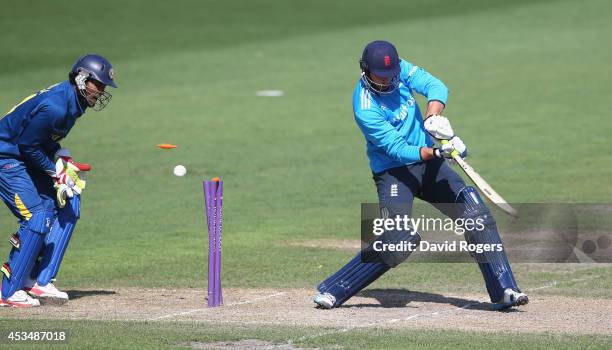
top-left (452, 155), bottom-right (518, 218)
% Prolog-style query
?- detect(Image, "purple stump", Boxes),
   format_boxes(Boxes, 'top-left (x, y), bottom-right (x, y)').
top-left (204, 179), bottom-right (223, 307)
top-left (215, 180), bottom-right (223, 305)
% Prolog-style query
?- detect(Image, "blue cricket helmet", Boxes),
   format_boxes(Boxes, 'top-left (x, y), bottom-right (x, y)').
top-left (359, 40), bottom-right (401, 94)
top-left (70, 54), bottom-right (117, 88)
top-left (360, 40), bottom-right (400, 78)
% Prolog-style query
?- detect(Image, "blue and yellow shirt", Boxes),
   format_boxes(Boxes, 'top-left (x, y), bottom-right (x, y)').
top-left (0, 81), bottom-right (85, 175)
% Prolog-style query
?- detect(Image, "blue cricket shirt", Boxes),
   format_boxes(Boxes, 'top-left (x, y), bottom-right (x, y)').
top-left (0, 81), bottom-right (85, 175)
top-left (353, 59), bottom-right (448, 173)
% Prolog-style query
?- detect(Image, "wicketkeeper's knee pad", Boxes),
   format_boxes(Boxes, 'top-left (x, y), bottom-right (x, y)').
top-left (25, 208), bottom-right (55, 235)
top-left (1, 209), bottom-right (54, 298)
top-left (457, 186), bottom-right (519, 302)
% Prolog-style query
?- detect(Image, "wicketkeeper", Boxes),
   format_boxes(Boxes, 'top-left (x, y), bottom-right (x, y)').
top-left (314, 40), bottom-right (528, 310)
top-left (0, 54), bottom-right (116, 307)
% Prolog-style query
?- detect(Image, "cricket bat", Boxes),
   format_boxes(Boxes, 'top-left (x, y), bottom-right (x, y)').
top-left (442, 140), bottom-right (518, 217)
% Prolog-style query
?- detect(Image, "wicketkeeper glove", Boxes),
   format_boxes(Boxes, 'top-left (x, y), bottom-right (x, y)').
top-left (54, 148), bottom-right (72, 163)
top-left (52, 150), bottom-right (91, 208)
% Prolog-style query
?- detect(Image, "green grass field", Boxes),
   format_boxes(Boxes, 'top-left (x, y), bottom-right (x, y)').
top-left (1, 0), bottom-right (611, 349)
top-left (0, 319), bottom-right (610, 350)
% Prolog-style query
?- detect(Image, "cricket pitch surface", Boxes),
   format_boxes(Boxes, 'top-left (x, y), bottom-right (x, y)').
top-left (1, 288), bottom-right (610, 335)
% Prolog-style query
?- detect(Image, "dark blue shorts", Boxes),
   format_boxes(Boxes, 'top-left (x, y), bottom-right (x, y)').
top-left (373, 158), bottom-right (466, 218)
top-left (0, 158), bottom-right (55, 223)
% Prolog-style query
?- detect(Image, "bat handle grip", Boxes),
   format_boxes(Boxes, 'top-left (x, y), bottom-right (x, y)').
top-left (440, 139), bottom-right (460, 158)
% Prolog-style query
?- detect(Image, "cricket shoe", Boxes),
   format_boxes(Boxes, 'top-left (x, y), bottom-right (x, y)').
top-left (0, 290), bottom-right (41, 308)
top-left (25, 282), bottom-right (69, 305)
top-left (493, 288), bottom-right (529, 310)
top-left (314, 292), bottom-right (336, 309)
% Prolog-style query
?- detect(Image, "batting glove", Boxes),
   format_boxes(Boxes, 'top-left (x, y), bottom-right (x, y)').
top-left (424, 114), bottom-right (455, 140)
top-left (434, 136), bottom-right (468, 159)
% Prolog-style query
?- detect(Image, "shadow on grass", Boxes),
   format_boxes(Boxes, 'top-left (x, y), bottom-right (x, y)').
top-left (349, 288), bottom-right (493, 311)
top-left (67, 290), bottom-right (117, 300)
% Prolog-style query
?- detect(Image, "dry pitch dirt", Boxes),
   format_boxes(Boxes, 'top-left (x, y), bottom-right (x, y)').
top-left (2, 287), bottom-right (610, 336)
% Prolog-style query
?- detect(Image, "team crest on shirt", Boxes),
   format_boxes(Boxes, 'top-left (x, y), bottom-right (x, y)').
top-left (51, 134), bottom-right (63, 142)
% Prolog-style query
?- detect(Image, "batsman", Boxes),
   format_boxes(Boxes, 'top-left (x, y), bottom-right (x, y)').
top-left (0, 54), bottom-right (116, 307)
top-left (314, 40), bottom-right (528, 310)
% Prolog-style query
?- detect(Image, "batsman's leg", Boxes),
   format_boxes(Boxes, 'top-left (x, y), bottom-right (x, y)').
top-left (424, 160), bottom-right (527, 310)
top-left (314, 166), bottom-right (423, 309)
top-left (315, 251), bottom-right (389, 309)
top-left (315, 228), bottom-right (421, 308)
top-left (457, 186), bottom-right (527, 309)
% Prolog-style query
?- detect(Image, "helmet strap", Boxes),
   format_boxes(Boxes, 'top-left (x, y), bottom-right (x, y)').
top-left (361, 72), bottom-right (399, 95)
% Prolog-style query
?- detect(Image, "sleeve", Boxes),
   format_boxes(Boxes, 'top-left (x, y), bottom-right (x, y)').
top-left (18, 104), bottom-right (62, 176)
top-left (403, 62), bottom-right (448, 105)
top-left (42, 141), bottom-right (61, 159)
top-left (354, 108), bottom-right (423, 163)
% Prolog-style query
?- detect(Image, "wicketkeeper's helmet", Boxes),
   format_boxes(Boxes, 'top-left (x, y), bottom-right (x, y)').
top-left (69, 54), bottom-right (117, 111)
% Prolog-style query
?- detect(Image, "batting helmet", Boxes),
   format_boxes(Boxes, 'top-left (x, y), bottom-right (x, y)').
top-left (359, 40), bottom-right (400, 94)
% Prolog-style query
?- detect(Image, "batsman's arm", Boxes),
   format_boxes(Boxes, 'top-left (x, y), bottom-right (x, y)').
top-left (419, 147), bottom-right (437, 161)
top-left (402, 61), bottom-right (448, 114)
top-left (410, 65), bottom-right (448, 158)
top-left (354, 109), bottom-right (422, 163)
top-left (425, 100), bottom-right (445, 119)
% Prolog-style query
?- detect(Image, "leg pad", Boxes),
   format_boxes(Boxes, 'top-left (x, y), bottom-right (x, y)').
top-left (458, 186), bottom-right (519, 302)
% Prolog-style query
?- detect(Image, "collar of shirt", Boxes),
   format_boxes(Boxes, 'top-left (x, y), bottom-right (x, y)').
top-left (64, 80), bottom-right (86, 117)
